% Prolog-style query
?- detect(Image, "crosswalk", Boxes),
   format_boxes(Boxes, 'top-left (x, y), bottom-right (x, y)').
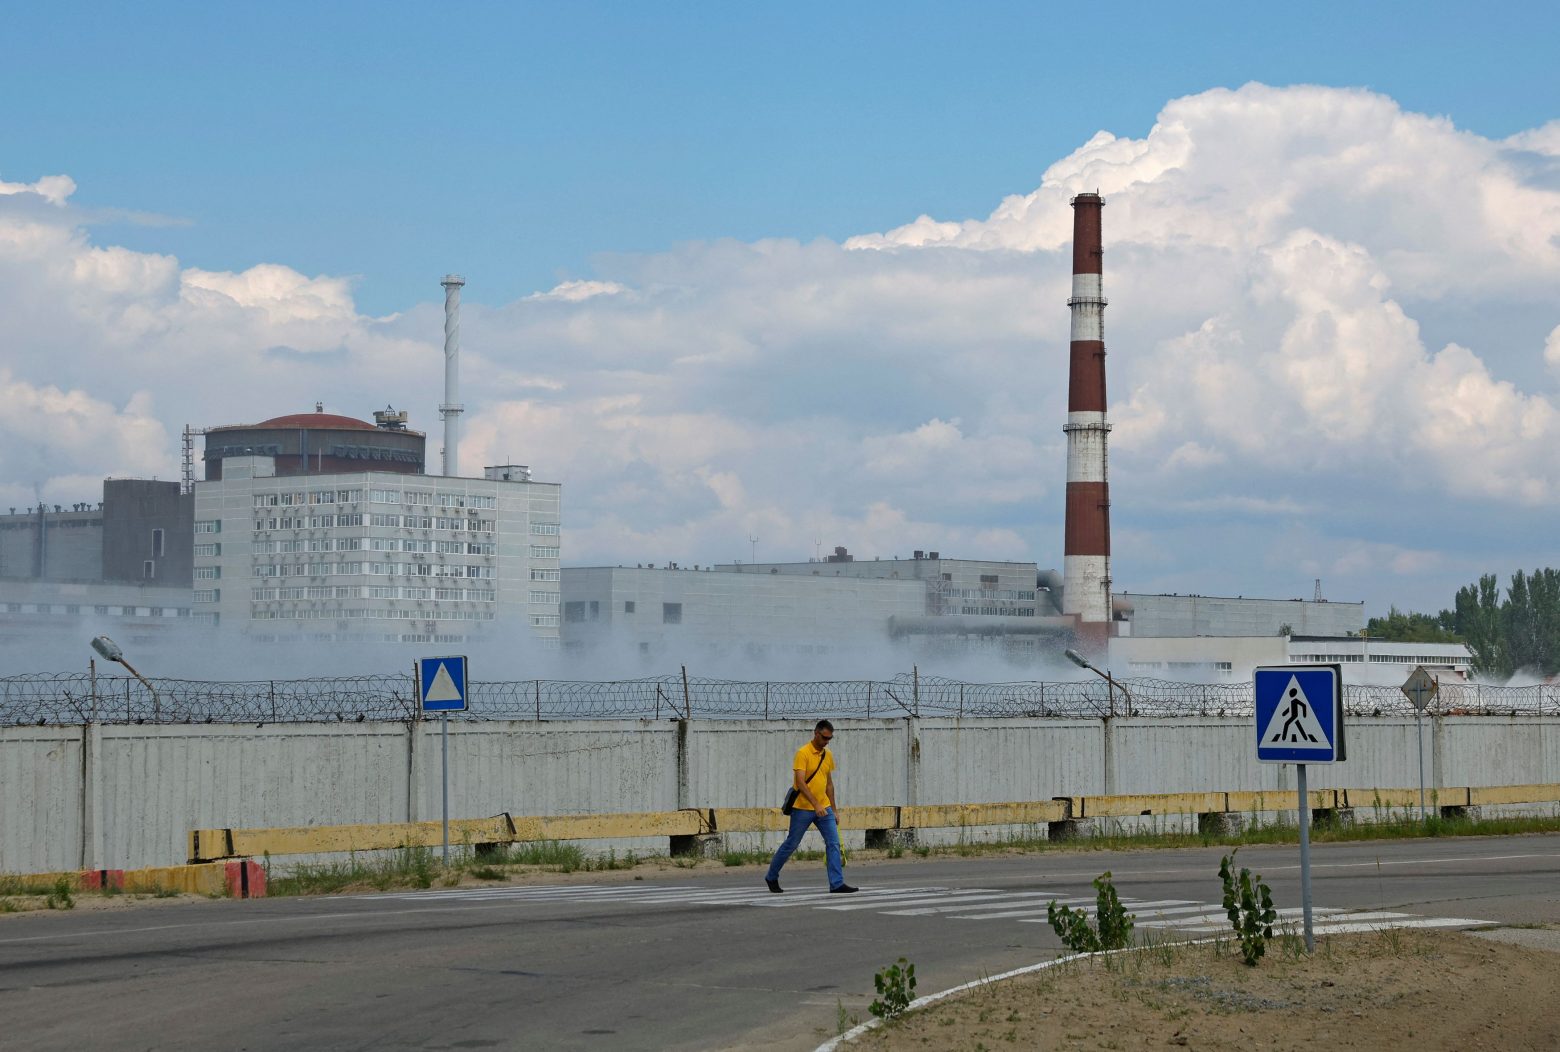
top-left (354, 881), bottom-right (1489, 935)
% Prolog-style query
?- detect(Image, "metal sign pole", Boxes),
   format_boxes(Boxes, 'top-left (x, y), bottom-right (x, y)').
top-left (1297, 762), bottom-right (1314, 953)
top-left (1416, 710), bottom-right (1426, 821)
top-left (441, 712), bottom-right (450, 865)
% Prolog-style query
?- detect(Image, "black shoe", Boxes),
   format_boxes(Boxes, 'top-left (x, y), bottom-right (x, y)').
top-left (765, 878), bottom-right (783, 893)
top-left (830, 883), bottom-right (859, 894)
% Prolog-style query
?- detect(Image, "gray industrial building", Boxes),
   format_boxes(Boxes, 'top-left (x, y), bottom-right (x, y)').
top-left (1114, 592), bottom-right (1363, 638)
top-left (0, 480), bottom-right (196, 658)
top-left (559, 549), bottom-right (1364, 666)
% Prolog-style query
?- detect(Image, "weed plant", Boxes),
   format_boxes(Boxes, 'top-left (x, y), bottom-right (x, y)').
top-left (869, 957), bottom-right (917, 1019)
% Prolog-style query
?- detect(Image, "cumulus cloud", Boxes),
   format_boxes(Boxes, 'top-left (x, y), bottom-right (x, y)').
top-left (5, 82), bottom-right (1560, 613)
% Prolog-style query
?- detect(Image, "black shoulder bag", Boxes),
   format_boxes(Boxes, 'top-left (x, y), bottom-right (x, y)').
top-left (781, 749), bottom-right (828, 815)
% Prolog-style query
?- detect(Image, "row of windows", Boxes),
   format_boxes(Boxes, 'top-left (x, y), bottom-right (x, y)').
top-left (363, 514), bottom-right (496, 531)
top-left (195, 566), bottom-right (221, 579)
top-left (251, 586), bottom-right (498, 602)
top-left (530, 545), bottom-right (560, 559)
top-left (194, 543), bottom-right (221, 557)
top-left (530, 522), bottom-right (560, 535)
top-left (528, 590), bottom-right (560, 603)
top-left (255, 514), bottom-right (366, 530)
top-left (2, 603), bottom-right (188, 617)
top-left (366, 490), bottom-right (497, 509)
top-left (530, 568), bottom-right (561, 581)
top-left (1292, 653), bottom-right (1466, 666)
top-left (253, 489), bottom-right (365, 507)
top-left (195, 520), bottom-right (221, 533)
top-left (531, 614), bottom-right (560, 627)
top-left (251, 608), bottom-right (497, 621)
top-left (958, 606), bottom-right (1038, 616)
top-left (252, 561), bottom-right (496, 579)
top-left (194, 589), bottom-right (220, 603)
top-left (941, 587), bottom-right (1037, 601)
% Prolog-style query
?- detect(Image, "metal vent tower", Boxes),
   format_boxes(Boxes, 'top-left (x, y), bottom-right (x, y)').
top-left (440, 274), bottom-right (465, 477)
top-left (1062, 193), bottom-right (1112, 650)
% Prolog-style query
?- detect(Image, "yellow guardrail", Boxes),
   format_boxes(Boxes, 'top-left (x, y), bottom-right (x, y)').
top-left (182, 781), bottom-right (1560, 865)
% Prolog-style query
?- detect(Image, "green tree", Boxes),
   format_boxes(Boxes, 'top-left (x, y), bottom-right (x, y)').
top-left (1445, 568), bottom-right (1560, 678)
top-left (1365, 606), bottom-right (1462, 644)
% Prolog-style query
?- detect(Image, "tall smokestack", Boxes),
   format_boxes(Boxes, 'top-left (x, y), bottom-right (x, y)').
top-left (440, 274), bottom-right (465, 477)
top-left (1062, 194), bottom-right (1111, 650)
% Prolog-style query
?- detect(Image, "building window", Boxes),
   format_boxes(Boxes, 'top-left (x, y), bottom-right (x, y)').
top-left (193, 589), bottom-right (220, 603)
top-left (195, 566), bottom-right (221, 580)
top-left (588, 600), bottom-right (599, 621)
top-left (530, 522), bottom-right (560, 535)
top-left (564, 601), bottom-right (586, 623)
top-left (663, 602), bottom-right (682, 624)
top-left (979, 574), bottom-right (999, 585)
top-left (195, 520), bottom-right (221, 533)
top-left (624, 601), bottom-right (635, 614)
top-left (143, 560), bottom-right (156, 579)
top-left (194, 543), bottom-right (221, 557)
top-left (530, 545), bottom-right (560, 559)
top-left (530, 568), bottom-right (560, 581)
top-left (530, 614), bottom-right (560, 627)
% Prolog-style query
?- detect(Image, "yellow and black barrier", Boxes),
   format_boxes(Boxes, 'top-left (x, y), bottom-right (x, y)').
top-left (183, 781), bottom-right (1560, 866)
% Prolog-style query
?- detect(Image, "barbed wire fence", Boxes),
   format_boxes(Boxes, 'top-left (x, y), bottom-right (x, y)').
top-left (1, 670), bottom-right (1555, 726)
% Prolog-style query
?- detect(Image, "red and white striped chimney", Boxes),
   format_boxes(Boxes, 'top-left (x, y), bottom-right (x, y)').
top-left (1062, 193), bottom-right (1112, 650)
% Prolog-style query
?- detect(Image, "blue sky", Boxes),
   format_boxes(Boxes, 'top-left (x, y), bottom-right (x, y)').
top-left (6, 2), bottom-right (1556, 314)
top-left (3, 3), bottom-right (1559, 623)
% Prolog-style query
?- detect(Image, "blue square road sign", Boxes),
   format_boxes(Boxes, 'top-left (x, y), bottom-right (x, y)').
top-left (418, 655), bottom-right (468, 713)
top-left (1254, 665), bottom-right (1344, 764)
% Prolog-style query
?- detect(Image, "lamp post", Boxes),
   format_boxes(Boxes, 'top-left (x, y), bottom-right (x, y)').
top-left (1064, 647), bottom-right (1132, 717)
top-left (90, 635), bottom-right (160, 720)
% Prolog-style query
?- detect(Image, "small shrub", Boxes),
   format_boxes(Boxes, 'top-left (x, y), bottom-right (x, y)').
top-left (1048, 871), bottom-right (1134, 953)
top-left (869, 957), bottom-right (917, 1019)
top-left (46, 877), bottom-right (75, 911)
top-left (1219, 849), bottom-right (1277, 966)
top-left (470, 866), bottom-right (506, 881)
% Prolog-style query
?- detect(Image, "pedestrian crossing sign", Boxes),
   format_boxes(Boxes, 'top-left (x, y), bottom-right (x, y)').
top-left (1254, 665), bottom-right (1344, 764)
top-left (418, 655), bottom-right (468, 713)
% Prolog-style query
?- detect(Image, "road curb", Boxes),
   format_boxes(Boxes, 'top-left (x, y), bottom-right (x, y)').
top-left (813, 948), bottom-right (1097, 1051)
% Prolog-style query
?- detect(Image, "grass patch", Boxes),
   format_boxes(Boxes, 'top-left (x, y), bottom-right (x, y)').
top-left (263, 841), bottom-right (647, 896)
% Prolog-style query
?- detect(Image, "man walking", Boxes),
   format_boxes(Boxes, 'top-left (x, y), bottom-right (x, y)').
top-left (765, 719), bottom-right (858, 894)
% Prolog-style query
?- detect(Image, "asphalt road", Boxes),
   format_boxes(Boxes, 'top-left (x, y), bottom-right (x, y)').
top-left (1, 834), bottom-right (1556, 1051)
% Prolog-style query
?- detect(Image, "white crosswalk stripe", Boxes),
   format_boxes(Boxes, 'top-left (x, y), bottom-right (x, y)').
top-left (348, 882), bottom-right (1490, 934)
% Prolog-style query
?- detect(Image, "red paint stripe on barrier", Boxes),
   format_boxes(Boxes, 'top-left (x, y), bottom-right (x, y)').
top-left (223, 860), bottom-right (267, 898)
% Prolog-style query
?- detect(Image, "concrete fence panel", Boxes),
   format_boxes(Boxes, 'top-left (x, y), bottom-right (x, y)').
top-left (413, 721), bottom-right (679, 822)
top-left (0, 726), bottom-right (84, 874)
top-left (1438, 717), bottom-right (1555, 789)
top-left (914, 720), bottom-right (1103, 804)
top-left (93, 724), bottom-right (408, 871)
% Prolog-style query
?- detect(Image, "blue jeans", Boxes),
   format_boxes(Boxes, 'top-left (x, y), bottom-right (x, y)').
top-left (766, 806), bottom-right (845, 889)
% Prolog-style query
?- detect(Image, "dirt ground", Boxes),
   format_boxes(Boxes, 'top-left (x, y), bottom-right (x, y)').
top-left (851, 928), bottom-right (1560, 1052)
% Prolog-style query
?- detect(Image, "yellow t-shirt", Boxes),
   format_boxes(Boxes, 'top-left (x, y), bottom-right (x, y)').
top-left (791, 743), bottom-right (834, 811)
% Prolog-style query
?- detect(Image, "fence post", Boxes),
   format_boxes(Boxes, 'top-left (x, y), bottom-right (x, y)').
top-left (764, 682), bottom-right (769, 721)
top-left (913, 665), bottom-right (920, 717)
top-left (535, 679), bottom-right (541, 721)
top-left (867, 682), bottom-right (873, 719)
top-left (681, 665), bottom-right (691, 719)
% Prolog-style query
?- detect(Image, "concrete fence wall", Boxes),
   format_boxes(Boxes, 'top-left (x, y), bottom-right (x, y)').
top-left (2, 715), bottom-right (1556, 874)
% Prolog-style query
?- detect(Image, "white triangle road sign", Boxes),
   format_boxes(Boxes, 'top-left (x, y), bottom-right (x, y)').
top-left (424, 662), bottom-right (464, 703)
top-left (1259, 675), bottom-right (1332, 750)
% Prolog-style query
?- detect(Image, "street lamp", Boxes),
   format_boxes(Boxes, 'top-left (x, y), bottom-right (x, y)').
top-left (1064, 648), bottom-right (1132, 717)
top-left (91, 635), bottom-right (160, 719)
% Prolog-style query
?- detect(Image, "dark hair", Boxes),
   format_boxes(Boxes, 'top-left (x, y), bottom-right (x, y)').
top-left (815, 719), bottom-right (834, 732)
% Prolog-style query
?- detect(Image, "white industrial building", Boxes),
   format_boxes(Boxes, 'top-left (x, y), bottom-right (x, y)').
top-left (1111, 634), bottom-right (1473, 682)
top-left (1114, 592), bottom-right (1363, 638)
top-left (560, 564), bottom-right (927, 660)
top-left (193, 456), bottom-right (562, 646)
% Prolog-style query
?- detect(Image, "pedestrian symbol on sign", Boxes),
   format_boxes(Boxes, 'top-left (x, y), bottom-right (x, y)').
top-left (1259, 676), bottom-right (1331, 748)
